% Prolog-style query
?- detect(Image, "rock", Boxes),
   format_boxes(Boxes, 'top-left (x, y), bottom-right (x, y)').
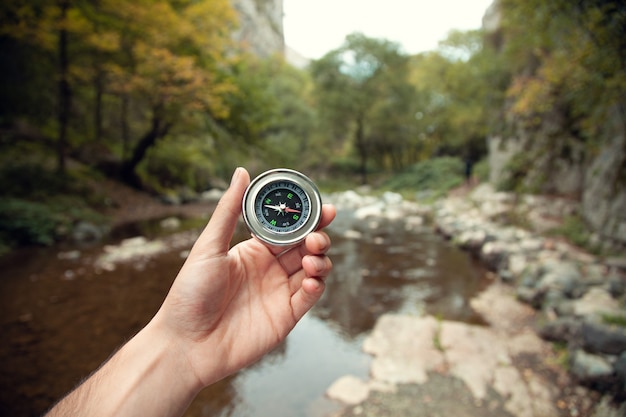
top-left (516, 287), bottom-right (545, 309)
top-left (455, 229), bottom-right (487, 251)
top-left (160, 193), bottom-right (181, 205)
top-left (535, 261), bottom-right (582, 298)
top-left (72, 221), bottom-right (105, 243)
top-left (538, 317), bottom-right (582, 345)
top-left (96, 236), bottom-right (166, 268)
top-left (570, 349), bottom-right (614, 383)
top-left (480, 241), bottom-right (509, 271)
top-left (573, 287), bottom-right (622, 318)
top-left (200, 188), bottom-right (224, 202)
top-left (57, 250), bottom-right (81, 260)
top-left (363, 314), bottom-right (444, 384)
top-left (614, 352), bottom-right (626, 388)
top-left (159, 217), bottom-right (181, 230)
top-left (581, 321), bottom-right (626, 355)
top-left (606, 257), bottom-right (626, 272)
top-left (608, 274), bottom-right (626, 298)
top-left (326, 375), bottom-right (370, 405)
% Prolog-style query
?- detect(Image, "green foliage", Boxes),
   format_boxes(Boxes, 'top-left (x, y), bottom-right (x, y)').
top-left (547, 215), bottom-right (593, 249)
top-left (0, 159), bottom-right (107, 251)
top-left (500, 0), bottom-right (626, 144)
top-left (601, 314), bottom-right (626, 328)
top-left (408, 30), bottom-right (508, 162)
top-left (310, 33), bottom-right (419, 183)
top-left (0, 198), bottom-right (63, 246)
top-left (383, 157), bottom-right (464, 195)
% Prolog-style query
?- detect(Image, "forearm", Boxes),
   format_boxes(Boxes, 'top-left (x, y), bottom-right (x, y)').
top-left (46, 317), bottom-right (202, 417)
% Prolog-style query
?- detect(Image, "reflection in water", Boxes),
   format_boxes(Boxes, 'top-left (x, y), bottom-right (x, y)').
top-left (0, 211), bottom-right (489, 417)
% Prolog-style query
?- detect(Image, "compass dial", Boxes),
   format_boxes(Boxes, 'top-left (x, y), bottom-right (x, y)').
top-left (242, 169), bottom-right (322, 246)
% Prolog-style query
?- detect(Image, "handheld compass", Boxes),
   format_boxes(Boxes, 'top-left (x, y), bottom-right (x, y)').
top-left (242, 168), bottom-right (322, 246)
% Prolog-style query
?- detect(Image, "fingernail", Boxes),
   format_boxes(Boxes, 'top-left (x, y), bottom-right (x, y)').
top-left (230, 167), bottom-right (241, 186)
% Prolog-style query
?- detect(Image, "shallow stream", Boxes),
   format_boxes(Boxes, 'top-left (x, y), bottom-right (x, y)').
top-left (0, 208), bottom-right (489, 416)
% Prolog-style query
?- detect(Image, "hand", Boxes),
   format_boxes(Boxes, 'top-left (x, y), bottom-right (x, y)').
top-left (45, 167), bottom-right (335, 417)
top-left (153, 167), bottom-right (336, 388)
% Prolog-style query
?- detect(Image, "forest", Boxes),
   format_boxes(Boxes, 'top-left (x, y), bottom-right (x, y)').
top-left (0, 0), bottom-right (624, 253)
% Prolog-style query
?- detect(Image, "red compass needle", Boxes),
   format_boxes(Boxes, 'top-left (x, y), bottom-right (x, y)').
top-left (285, 207), bottom-right (301, 213)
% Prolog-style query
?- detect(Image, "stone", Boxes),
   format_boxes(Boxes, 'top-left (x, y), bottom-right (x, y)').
top-left (200, 188), bottom-right (224, 202)
top-left (363, 315), bottom-right (445, 384)
top-left (535, 261), bottom-right (582, 298)
top-left (326, 375), bottom-right (370, 405)
top-left (570, 349), bottom-right (614, 382)
top-left (606, 257), bottom-right (626, 271)
top-left (57, 250), bottom-right (81, 260)
top-left (573, 287), bottom-right (621, 318)
top-left (581, 321), bottom-right (626, 355)
top-left (538, 317), bottom-right (582, 344)
top-left (159, 216), bottom-right (181, 230)
top-left (72, 221), bottom-right (105, 243)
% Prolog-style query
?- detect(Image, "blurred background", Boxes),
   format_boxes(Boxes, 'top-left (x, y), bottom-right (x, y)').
top-left (0, 0), bottom-right (624, 416)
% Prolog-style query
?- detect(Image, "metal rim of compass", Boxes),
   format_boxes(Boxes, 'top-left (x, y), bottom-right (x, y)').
top-left (242, 168), bottom-right (322, 247)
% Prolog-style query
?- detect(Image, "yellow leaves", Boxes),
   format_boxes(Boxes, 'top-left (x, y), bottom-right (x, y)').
top-left (507, 75), bottom-right (553, 120)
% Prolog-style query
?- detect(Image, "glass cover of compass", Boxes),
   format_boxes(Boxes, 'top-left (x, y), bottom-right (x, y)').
top-left (242, 168), bottom-right (322, 246)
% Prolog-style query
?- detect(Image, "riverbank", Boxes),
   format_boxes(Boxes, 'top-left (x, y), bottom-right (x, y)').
top-left (324, 185), bottom-right (626, 417)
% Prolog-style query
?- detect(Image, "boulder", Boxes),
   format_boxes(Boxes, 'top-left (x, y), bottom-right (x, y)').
top-left (581, 321), bottom-right (626, 355)
top-left (570, 349), bottom-right (614, 383)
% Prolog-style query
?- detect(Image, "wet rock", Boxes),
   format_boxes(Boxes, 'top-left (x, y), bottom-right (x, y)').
top-left (608, 274), bottom-right (626, 298)
top-left (57, 250), bottom-right (81, 260)
top-left (581, 321), bottom-right (626, 355)
top-left (200, 188), bottom-right (224, 202)
top-left (538, 317), bottom-right (583, 345)
top-left (96, 236), bottom-right (166, 269)
top-left (159, 217), bottom-right (181, 230)
top-left (72, 221), bottom-right (105, 243)
top-left (570, 349), bottom-right (614, 383)
top-left (480, 241), bottom-right (509, 271)
top-left (535, 261), bottom-right (582, 299)
top-left (326, 375), bottom-right (370, 405)
top-left (516, 286), bottom-right (545, 309)
top-left (363, 314), bottom-right (444, 384)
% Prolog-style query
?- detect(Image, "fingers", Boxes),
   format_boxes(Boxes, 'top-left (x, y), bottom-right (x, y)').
top-left (278, 231), bottom-right (331, 276)
top-left (191, 167), bottom-right (250, 258)
top-left (290, 277), bottom-right (325, 321)
top-left (318, 204), bottom-right (337, 230)
top-left (265, 204), bottom-right (337, 257)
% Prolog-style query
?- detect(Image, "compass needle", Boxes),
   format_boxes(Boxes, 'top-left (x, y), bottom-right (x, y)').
top-left (242, 169), bottom-right (322, 246)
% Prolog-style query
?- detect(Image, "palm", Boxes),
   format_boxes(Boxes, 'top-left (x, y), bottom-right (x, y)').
top-left (155, 168), bottom-right (334, 387)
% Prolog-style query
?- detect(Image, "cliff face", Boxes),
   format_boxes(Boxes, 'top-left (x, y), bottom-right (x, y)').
top-left (231, 0), bottom-right (284, 57)
top-left (483, 1), bottom-right (626, 246)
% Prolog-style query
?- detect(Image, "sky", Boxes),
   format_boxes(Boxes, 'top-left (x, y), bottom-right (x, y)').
top-left (283, 0), bottom-right (495, 59)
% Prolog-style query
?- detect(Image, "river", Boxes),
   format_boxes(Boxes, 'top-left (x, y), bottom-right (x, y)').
top-left (0, 206), bottom-right (489, 417)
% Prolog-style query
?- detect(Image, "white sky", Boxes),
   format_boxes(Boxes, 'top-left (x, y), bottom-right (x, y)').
top-left (283, 0), bottom-right (495, 59)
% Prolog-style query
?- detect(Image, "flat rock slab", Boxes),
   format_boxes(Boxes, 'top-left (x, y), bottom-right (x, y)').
top-left (342, 311), bottom-right (559, 417)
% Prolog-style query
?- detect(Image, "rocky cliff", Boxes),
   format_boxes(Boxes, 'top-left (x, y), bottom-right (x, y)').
top-left (231, 0), bottom-right (284, 57)
top-left (483, 2), bottom-right (626, 248)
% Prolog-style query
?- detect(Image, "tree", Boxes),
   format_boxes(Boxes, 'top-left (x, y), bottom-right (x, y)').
top-left (310, 33), bottom-right (416, 183)
top-left (408, 30), bottom-right (506, 163)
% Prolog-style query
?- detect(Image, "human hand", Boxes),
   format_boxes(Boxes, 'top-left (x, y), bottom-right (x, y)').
top-left (153, 167), bottom-right (336, 389)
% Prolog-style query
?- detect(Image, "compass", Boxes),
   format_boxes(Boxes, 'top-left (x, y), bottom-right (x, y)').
top-left (242, 168), bottom-right (322, 246)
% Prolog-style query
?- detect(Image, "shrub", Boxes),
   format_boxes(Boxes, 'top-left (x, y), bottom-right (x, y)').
top-left (384, 157), bottom-right (465, 195)
top-left (0, 198), bottom-right (65, 246)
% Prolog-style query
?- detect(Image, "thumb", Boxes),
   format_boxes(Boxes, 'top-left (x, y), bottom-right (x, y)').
top-left (192, 167), bottom-right (250, 257)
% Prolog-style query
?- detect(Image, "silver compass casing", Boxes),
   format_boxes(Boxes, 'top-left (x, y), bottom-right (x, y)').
top-left (242, 168), bottom-right (322, 246)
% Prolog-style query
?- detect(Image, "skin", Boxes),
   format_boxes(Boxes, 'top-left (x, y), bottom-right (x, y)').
top-left (46, 167), bottom-right (336, 417)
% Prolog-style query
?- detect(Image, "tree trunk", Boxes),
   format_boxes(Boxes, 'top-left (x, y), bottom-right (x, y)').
top-left (354, 114), bottom-right (368, 184)
top-left (120, 115), bottom-right (171, 188)
top-left (56, 0), bottom-right (71, 174)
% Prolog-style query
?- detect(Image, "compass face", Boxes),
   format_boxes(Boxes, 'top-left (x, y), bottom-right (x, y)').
top-left (243, 169), bottom-right (322, 246)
